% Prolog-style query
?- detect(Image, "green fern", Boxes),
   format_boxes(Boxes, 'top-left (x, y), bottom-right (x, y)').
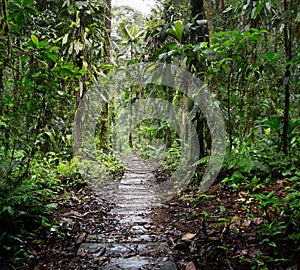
top-left (0, 183), bottom-right (46, 226)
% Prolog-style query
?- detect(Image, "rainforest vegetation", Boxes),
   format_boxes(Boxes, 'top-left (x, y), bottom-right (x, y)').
top-left (0, 0), bottom-right (299, 269)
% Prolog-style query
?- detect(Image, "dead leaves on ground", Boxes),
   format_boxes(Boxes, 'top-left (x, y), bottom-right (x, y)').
top-left (151, 180), bottom-right (300, 269)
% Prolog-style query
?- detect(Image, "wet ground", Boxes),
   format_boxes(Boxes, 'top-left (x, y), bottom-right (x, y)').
top-left (31, 153), bottom-right (177, 269)
top-left (79, 154), bottom-right (177, 269)
top-left (25, 154), bottom-right (299, 269)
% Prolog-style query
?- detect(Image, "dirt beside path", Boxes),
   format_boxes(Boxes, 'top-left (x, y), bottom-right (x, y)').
top-left (27, 154), bottom-right (299, 270)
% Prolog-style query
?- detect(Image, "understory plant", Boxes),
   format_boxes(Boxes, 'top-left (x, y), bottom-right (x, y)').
top-left (0, 151), bottom-right (82, 265)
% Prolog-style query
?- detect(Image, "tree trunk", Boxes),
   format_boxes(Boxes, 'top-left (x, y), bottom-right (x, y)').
top-left (246, 0), bottom-right (260, 144)
top-left (100, 0), bottom-right (111, 152)
top-left (189, 0), bottom-right (208, 159)
top-left (205, 0), bottom-right (213, 44)
top-left (2, 0), bottom-right (12, 58)
top-left (282, 0), bottom-right (292, 154)
top-left (73, 6), bottom-right (88, 156)
top-left (227, 70), bottom-right (233, 151)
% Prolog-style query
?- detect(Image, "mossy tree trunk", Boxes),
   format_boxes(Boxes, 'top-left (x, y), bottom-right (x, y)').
top-left (100, 0), bottom-right (111, 152)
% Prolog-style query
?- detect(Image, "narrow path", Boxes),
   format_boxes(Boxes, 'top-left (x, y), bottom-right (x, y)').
top-left (78, 153), bottom-right (177, 269)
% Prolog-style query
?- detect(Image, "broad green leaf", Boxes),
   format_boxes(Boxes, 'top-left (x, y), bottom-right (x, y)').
top-left (50, 46), bottom-right (60, 51)
top-left (23, 78), bottom-right (31, 85)
top-left (3, 245), bottom-right (12, 251)
top-left (264, 117), bottom-right (279, 129)
top-left (79, 69), bottom-right (88, 75)
top-left (27, 41), bottom-right (36, 48)
top-left (273, 53), bottom-right (284, 59)
top-left (160, 42), bottom-right (177, 52)
top-left (51, 65), bottom-right (59, 72)
top-left (73, 66), bottom-right (80, 72)
top-left (0, 120), bottom-right (8, 127)
top-left (60, 69), bottom-right (71, 77)
top-left (31, 34), bottom-right (39, 46)
top-left (120, 22), bottom-right (131, 40)
top-left (231, 29), bottom-right (239, 36)
top-left (25, 5), bottom-right (38, 15)
top-left (8, 3), bottom-right (21, 11)
top-left (238, 158), bottom-right (255, 173)
top-left (16, 14), bottom-right (25, 27)
top-left (38, 40), bottom-right (48, 48)
top-left (48, 53), bottom-right (59, 62)
top-left (21, 55), bottom-right (30, 63)
top-left (282, 170), bottom-right (291, 176)
top-left (23, 0), bottom-right (34, 6)
top-left (216, 31), bottom-right (230, 37)
top-left (62, 63), bottom-right (74, 70)
top-left (174, 21), bottom-right (183, 36)
top-left (266, 51), bottom-right (275, 59)
top-left (167, 21), bottom-right (183, 43)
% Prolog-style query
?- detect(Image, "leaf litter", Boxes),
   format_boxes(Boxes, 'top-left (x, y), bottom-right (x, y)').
top-left (18, 171), bottom-right (300, 270)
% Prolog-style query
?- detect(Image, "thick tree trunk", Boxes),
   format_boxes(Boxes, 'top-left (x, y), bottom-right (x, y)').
top-left (189, 0), bottom-right (209, 158)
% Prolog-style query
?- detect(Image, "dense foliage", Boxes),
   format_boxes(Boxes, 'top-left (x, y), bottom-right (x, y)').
top-left (0, 0), bottom-right (299, 268)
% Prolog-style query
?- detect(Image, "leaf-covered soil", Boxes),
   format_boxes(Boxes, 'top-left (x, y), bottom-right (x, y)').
top-left (24, 183), bottom-right (113, 269)
top-left (2, 173), bottom-right (299, 269)
top-left (151, 179), bottom-right (300, 269)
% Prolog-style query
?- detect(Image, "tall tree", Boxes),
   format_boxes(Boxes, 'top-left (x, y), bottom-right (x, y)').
top-left (205, 0), bottom-right (213, 44)
top-left (282, 0), bottom-right (293, 154)
top-left (99, 0), bottom-right (111, 151)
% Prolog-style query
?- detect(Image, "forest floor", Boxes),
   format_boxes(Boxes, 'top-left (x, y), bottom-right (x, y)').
top-left (20, 154), bottom-right (300, 270)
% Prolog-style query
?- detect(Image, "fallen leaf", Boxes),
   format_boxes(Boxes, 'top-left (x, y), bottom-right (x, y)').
top-left (185, 261), bottom-right (197, 270)
top-left (242, 219), bottom-right (252, 228)
top-left (230, 216), bottom-right (241, 233)
top-left (252, 217), bottom-right (265, 225)
top-left (238, 191), bottom-right (249, 197)
top-left (231, 216), bottom-right (241, 225)
top-left (75, 232), bottom-right (87, 244)
top-left (182, 232), bottom-right (196, 241)
top-left (61, 211), bottom-right (84, 217)
top-left (161, 256), bottom-right (170, 262)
